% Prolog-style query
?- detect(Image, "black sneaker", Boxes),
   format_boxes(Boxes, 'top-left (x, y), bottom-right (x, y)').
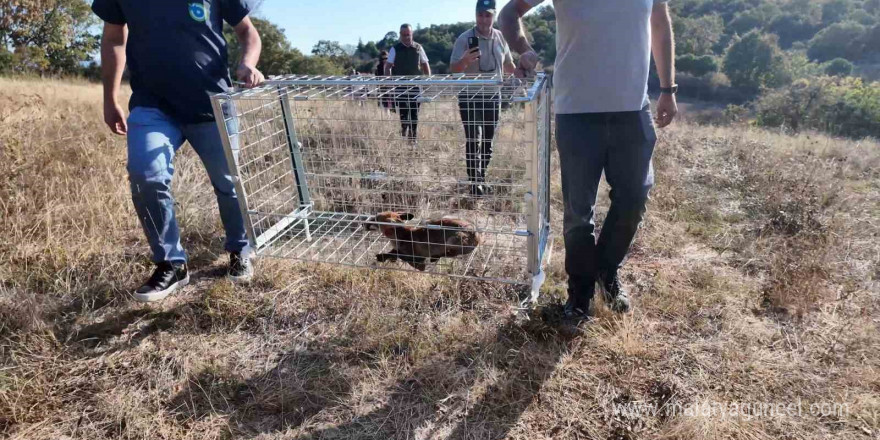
top-left (134, 262), bottom-right (189, 303)
top-left (599, 271), bottom-right (631, 313)
top-left (470, 183), bottom-right (485, 197)
top-left (562, 296), bottom-right (593, 324)
top-left (228, 252), bottom-right (254, 283)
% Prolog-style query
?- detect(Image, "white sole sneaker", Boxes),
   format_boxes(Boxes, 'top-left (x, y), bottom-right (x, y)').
top-left (133, 274), bottom-right (190, 303)
top-left (228, 254), bottom-right (255, 284)
top-left (228, 271), bottom-right (253, 284)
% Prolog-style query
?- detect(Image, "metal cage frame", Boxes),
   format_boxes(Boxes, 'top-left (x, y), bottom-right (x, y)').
top-left (211, 73), bottom-right (552, 302)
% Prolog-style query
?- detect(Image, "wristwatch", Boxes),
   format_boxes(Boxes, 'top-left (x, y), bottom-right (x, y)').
top-left (660, 84), bottom-right (678, 95)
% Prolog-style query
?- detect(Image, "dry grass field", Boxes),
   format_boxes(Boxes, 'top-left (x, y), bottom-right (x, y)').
top-left (1, 77), bottom-right (878, 439)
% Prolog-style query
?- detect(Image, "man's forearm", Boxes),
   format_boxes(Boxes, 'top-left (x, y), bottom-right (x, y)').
top-left (652, 11), bottom-right (675, 87)
top-left (237, 26), bottom-right (261, 68)
top-left (451, 59), bottom-right (468, 73)
top-left (421, 63), bottom-right (431, 75)
top-left (499, 3), bottom-right (533, 54)
top-left (101, 27), bottom-right (127, 104)
top-left (504, 59), bottom-right (517, 74)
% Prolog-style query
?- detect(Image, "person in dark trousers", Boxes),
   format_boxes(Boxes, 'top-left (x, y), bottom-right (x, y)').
top-left (93, 0), bottom-right (265, 302)
top-left (385, 24), bottom-right (431, 142)
top-left (375, 50), bottom-right (395, 112)
top-left (450, 0), bottom-right (516, 196)
top-left (501, 0), bottom-right (678, 321)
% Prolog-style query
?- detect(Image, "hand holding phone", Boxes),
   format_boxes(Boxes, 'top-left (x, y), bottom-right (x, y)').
top-left (467, 36), bottom-right (481, 60)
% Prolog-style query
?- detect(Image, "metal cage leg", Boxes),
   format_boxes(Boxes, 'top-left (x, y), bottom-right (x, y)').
top-left (279, 90), bottom-right (313, 243)
top-left (524, 98), bottom-right (544, 307)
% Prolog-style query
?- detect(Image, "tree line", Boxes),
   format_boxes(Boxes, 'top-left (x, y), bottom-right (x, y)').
top-left (2, 0), bottom-right (878, 138)
top-left (5, 0), bottom-right (880, 85)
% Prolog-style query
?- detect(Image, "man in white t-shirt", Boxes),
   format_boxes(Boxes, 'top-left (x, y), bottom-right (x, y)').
top-left (501, 0), bottom-right (678, 322)
top-left (385, 24), bottom-right (431, 142)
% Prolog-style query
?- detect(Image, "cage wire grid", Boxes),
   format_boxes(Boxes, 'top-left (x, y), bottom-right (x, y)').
top-left (211, 73), bottom-right (552, 290)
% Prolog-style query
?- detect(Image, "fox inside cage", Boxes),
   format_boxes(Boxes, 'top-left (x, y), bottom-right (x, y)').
top-left (211, 73), bottom-right (552, 302)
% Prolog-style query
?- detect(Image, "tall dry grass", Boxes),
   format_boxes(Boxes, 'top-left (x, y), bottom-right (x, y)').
top-left (1, 78), bottom-right (878, 439)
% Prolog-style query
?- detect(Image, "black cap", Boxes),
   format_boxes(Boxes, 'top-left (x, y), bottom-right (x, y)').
top-left (477, 0), bottom-right (496, 13)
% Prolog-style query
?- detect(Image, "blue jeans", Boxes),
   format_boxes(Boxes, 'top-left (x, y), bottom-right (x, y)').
top-left (556, 106), bottom-right (656, 300)
top-left (127, 106), bottom-right (249, 264)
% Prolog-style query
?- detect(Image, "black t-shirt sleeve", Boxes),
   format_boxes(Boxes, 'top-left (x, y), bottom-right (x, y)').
top-left (92, 0), bottom-right (126, 25)
top-left (220, 0), bottom-right (253, 26)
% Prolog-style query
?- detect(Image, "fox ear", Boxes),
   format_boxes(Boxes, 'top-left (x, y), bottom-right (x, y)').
top-left (400, 213), bottom-right (415, 221)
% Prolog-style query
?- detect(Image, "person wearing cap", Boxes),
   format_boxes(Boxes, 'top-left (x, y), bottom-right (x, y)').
top-left (450, 0), bottom-right (516, 196)
top-left (385, 24), bottom-right (431, 142)
top-left (92, 0), bottom-right (265, 302)
top-left (500, 0), bottom-right (678, 321)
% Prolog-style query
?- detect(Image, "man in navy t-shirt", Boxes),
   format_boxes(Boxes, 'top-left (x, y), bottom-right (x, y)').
top-left (92, 0), bottom-right (265, 302)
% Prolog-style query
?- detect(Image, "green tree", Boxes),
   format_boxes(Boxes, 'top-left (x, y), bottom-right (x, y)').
top-left (0, 48), bottom-right (12, 73)
top-left (677, 54), bottom-right (720, 76)
top-left (224, 17), bottom-right (352, 76)
top-left (848, 9), bottom-right (877, 26)
top-left (311, 40), bottom-right (352, 70)
top-left (292, 54), bottom-right (346, 75)
top-left (822, 0), bottom-right (851, 25)
top-left (312, 40), bottom-right (349, 59)
top-left (864, 24), bottom-right (880, 60)
top-left (523, 6), bottom-right (557, 65)
top-left (673, 14), bottom-right (724, 56)
top-left (0, 0), bottom-right (98, 74)
top-left (824, 58), bottom-right (854, 76)
top-left (224, 17), bottom-right (299, 76)
top-left (412, 22), bottom-right (473, 73)
top-left (727, 9), bottom-right (767, 35)
top-left (354, 40), bottom-right (380, 60)
top-left (723, 31), bottom-right (791, 94)
top-left (768, 13), bottom-right (820, 49)
top-left (784, 51), bottom-right (823, 80)
top-left (807, 21), bottom-right (867, 62)
top-left (377, 32), bottom-right (398, 51)
top-left (689, 0), bottom-right (756, 23)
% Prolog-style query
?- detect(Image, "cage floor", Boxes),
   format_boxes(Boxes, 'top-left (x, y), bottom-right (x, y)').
top-left (256, 211), bottom-right (532, 284)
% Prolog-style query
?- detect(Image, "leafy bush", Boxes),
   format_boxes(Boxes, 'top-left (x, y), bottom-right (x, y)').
top-left (723, 31), bottom-right (791, 95)
top-left (785, 51), bottom-right (824, 80)
top-left (768, 13), bottom-right (821, 49)
top-left (0, 49), bottom-right (12, 74)
top-left (673, 14), bottom-right (724, 56)
top-left (824, 58), bottom-right (854, 76)
top-left (807, 21), bottom-right (868, 62)
top-left (756, 76), bottom-right (880, 139)
top-left (677, 54), bottom-right (720, 77)
top-left (822, 0), bottom-right (851, 26)
top-left (727, 9), bottom-right (768, 35)
top-left (723, 104), bottom-right (750, 123)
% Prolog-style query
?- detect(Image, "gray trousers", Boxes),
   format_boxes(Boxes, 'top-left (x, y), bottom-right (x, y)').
top-left (556, 106), bottom-right (656, 300)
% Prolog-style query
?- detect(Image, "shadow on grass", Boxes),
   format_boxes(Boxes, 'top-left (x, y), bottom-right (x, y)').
top-left (168, 349), bottom-right (356, 434)
top-left (50, 231), bottom-right (234, 345)
top-left (164, 305), bottom-right (574, 439)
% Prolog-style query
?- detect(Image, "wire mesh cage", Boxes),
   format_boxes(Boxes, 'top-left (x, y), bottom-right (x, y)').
top-left (211, 73), bottom-right (552, 300)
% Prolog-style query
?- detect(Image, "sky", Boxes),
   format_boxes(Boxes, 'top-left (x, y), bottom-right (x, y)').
top-left (257, 0), bottom-right (520, 53)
